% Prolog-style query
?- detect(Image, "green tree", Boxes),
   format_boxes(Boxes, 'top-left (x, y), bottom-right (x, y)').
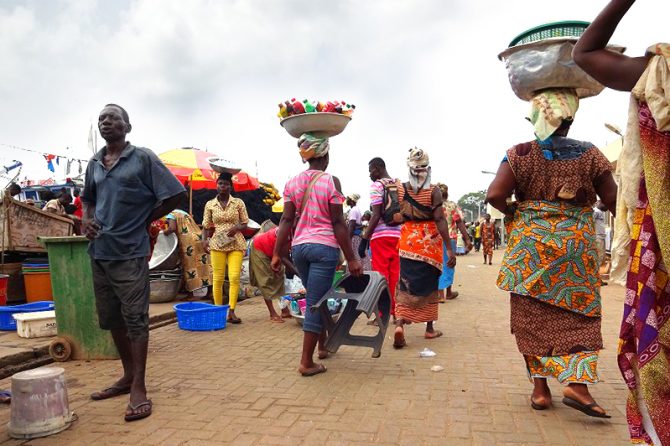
top-left (458, 190), bottom-right (487, 221)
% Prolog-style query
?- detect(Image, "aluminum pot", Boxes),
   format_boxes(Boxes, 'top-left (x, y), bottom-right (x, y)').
top-left (149, 277), bottom-right (182, 303)
top-left (498, 38), bottom-right (625, 101)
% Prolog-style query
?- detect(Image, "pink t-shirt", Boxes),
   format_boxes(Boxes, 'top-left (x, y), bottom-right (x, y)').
top-left (369, 179), bottom-right (401, 240)
top-left (284, 170), bottom-right (345, 248)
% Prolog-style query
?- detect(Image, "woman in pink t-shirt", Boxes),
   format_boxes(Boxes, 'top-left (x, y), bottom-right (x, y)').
top-left (272, 133), bottom-right (362, 377)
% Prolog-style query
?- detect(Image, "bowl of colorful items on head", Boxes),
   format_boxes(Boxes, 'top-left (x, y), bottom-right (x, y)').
top-left (278, 98), bottom-right (355, 138)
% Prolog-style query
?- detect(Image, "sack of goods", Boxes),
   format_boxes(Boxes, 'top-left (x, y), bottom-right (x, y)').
top-left (499, 21), bottom-right (625, 101)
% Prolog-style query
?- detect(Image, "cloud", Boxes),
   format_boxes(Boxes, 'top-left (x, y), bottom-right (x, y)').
top-left (1, 0), bottom-right (668, 209)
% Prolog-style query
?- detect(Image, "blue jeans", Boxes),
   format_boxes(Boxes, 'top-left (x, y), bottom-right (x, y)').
top-left (292, 243), bottom-right (339, 334)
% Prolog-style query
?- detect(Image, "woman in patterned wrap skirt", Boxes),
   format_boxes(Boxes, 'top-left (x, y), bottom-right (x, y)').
top-left (486, 89), bottom-right (618, 418)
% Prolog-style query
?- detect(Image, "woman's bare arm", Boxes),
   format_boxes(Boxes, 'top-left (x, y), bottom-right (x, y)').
top-left (573, 0), bottom-right (650, 91)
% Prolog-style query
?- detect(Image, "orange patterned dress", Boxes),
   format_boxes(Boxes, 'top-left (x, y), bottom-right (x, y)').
top-left (396, 184), bottom-right (442, 323)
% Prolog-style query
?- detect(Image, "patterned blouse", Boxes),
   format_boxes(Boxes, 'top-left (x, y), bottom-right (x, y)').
top-left (202, 196), bottom-right (249, 252)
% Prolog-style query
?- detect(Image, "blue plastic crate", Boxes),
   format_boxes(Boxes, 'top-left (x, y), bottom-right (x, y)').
top-left (173, 302), bottom-right (229, 331)
top-left (0, 301), bottom-right (55, 331)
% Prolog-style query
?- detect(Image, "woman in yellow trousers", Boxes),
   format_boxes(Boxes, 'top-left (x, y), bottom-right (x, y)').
top-left (203, 173), bottom-right (249, 324)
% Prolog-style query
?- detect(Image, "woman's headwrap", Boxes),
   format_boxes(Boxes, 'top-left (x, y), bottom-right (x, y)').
top-left (407, 147), bottom-right (431, 193)
top-left (298, 133), bottom-right (330, 162)
top-left (529, 88), bottom-right (579, 142)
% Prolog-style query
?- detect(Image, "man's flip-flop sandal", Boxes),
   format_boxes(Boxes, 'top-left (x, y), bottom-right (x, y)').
top-left (125, 400), bottom-right (153, 422)
top-left (91, 386), bottom-right (131, 401)
top-left (228, 317), bottom-right (242, 324)
top-left (562, 397), bottom-right (611, 418)
top-left (0, 390), bottom-right (11, 404)
top-left (300, 364), bottom-right (327, 377)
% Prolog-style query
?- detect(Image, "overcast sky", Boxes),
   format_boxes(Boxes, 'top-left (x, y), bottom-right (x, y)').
top-left (1, 0), bottom-right (667, 208)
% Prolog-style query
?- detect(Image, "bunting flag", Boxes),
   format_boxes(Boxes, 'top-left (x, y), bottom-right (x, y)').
top-left (44, 154), bottom-right (56, 172)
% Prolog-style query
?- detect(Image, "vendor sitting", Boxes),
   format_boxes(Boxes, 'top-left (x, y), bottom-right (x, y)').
top-left (43, 191), bottom-right (72, 215)
top-left (249, 223), bottom-right (297, 322)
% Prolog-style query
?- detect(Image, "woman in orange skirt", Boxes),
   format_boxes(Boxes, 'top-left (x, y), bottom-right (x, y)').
top-left (393, 147), bottom-right (455, 348)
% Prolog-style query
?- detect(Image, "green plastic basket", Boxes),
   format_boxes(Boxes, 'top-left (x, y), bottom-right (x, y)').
top-left (509, 21), bottom-right (590, 47)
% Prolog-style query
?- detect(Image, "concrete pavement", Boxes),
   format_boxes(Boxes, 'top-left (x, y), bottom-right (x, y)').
top-left (0, 251), bottom-right (633, 445)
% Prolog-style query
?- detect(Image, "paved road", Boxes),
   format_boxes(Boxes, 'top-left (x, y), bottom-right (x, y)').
top-left (0, 251), bottom-right (633, 445)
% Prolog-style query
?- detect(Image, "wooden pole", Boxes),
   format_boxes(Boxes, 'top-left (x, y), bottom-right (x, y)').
top-left (189, 174), bottom-right (193, 215)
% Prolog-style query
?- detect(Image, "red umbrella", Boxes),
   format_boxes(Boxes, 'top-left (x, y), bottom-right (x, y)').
top-left (232, 172), bottom-right (260, 192)
top-left (158, 147), bottom-right (259, 192)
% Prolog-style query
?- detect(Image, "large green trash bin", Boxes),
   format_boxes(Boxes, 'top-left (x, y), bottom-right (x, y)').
top-left (39, 236), bottom-right (118, 361)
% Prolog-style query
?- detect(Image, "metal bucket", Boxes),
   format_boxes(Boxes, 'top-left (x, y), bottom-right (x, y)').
top-left (8, 367), bottom-right (76, 439)
top-left (149, 232), bottom-right (180, 271)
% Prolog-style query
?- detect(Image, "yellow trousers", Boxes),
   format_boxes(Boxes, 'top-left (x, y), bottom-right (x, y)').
top-left (211, 250), bottom-right (244, 309)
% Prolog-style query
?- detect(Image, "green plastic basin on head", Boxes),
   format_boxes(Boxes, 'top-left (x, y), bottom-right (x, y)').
top-left (509, 21), bottom-right (591, 47)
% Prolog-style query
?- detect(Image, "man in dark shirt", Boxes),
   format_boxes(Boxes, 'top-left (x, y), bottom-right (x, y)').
top-left (81, 104), bottom-right (185, 422)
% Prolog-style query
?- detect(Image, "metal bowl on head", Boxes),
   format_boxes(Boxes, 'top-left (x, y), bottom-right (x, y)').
top-left (498, 38), bottom-right (625, 101)
top-left (207, 157), bottom-right (242, 175)
top-left (280, 113), bottom-right (352, 139)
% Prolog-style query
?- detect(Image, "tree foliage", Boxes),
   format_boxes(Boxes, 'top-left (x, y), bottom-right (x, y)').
top-left (457, 190), bottom-right (487, 220)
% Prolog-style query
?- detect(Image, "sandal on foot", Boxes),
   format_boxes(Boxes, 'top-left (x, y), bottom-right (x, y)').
top-left (0, 390), bottom-right (11, 404)
top-left (270, 316), bottom-right (285, 323)
top-left (424, 330), bottom-right (443, 339)
top-left (227, 317), bottom-right (242, 324)
top-left (91, 385), bottom-right (131, 401)
top-left (445, 292), bottom-right (459, 300)
top-left (562, 397), bottom-right (611, 419)
top-left (125, 400), bottom-right (152, 422)
top-left (299, 363), bottom-right (327, 377)
top-left (318, 350), bottom-right (329, 360)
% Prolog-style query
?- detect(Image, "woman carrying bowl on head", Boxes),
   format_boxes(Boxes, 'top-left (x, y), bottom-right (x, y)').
top-left (487, 88), bottom-right (617, 419)
top-left (202, 172), bottom-right (248, 324)
top-left (272, 133), bottom-right (363, 377)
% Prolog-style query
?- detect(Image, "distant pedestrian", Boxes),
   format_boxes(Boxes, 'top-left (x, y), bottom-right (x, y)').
top-left (360, 157), bottom-right (402, 322)
top-left (473, 221), bottom-right (481, 251)
top-left (72, 188), bottom-right (83, 219)
top-left (437, 183), bottom-right (473, 301)
top-left (481, 214), bottom-right (495, 265)
top-left (82, 104), bottom-right (185, 422)
top-left (347, 193), bottom-right (371, 271)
